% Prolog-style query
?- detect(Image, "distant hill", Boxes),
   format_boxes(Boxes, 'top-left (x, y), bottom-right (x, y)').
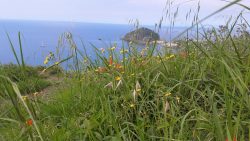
top-left (122, 27), bottom-right (160, 43)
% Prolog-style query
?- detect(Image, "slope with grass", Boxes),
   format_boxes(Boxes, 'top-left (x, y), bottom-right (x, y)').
top-left (1, 1), bottom-right (250, 140)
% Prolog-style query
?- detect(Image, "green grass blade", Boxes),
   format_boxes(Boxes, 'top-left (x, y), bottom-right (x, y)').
top-left (18, 32), bottom-right (25, 69)
top-left (6, 32), bottom-right (21, 66)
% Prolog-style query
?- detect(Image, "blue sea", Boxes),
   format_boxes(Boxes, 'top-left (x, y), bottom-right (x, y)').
top-left (0, 20), bottom-right (186, 66)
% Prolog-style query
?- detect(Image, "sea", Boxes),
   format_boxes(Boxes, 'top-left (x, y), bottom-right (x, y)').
top-left (0, 20), bottom-right (187, 67)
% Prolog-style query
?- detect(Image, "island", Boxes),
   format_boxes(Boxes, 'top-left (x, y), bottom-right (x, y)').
top-left (122, 27), bottom-right (181, 49)
top-left (122, 27), bottom-right (160, 44)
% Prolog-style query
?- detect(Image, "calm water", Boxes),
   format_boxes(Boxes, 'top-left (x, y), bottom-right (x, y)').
top-left (0, 20), bottom-right (186, 66)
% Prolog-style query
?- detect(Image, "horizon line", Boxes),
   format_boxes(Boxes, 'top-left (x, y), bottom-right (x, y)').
top-left (0, 18), bottom-right (192, 28)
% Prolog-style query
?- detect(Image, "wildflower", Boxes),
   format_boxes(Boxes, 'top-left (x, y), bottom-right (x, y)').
top-left (121, 71), bottom-right (125, 74)
top-left (165, 92), bottom-right (171, 97)
top-left (44, 52), bottom-right (54, 64)
top-left (120, 50), bottom-right (125, 54)
top-left (22, 96), bottom-right (28, 101)
top-left (43, 57), bottom-right (49, 65)
top-left (96, 67), bottom-right (107, 73)
top-left (115, 64), bottom-right (123, 69)
top-left (129, 104), bottom-right (135, 108)
top-left (55, 62), bottom-right (59, 65)
top-left (48, 52), bottom-right (54, 59)
top-left (176, 96), bottom-right (180, 103)
top-left (130, 73), bottom-right (135, 76)
top-left (26, 119), bottom-right (33, 126)
top-left (164, 100), bottom-right (170, 112)
top-left (120, 49), bottom-right (128, 54)
top-left (115, 76), bottom-right (121, 81)
top-left (84, 57), bottom-right (89, 63)
top-left (100, 48), bottom-right (105, 53)
top-left (136, 89), bottom-right (141, 93)
top-left (110, 46), bottom-right (116, 51)
top-left (109, 56), bottom-right (113, 66)
top-left (166, 54), bottom-right (175, 60)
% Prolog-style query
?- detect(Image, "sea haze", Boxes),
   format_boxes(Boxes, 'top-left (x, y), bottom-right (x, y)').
top-left (0, 20), bottom-right (186, 66)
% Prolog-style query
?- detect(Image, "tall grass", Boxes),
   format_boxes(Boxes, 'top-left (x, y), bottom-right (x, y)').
top-left (0, 0), bottom-right (250, 140)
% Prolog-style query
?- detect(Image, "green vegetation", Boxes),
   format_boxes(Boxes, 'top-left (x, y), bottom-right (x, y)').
top-left (0, 64), bottom-right (51, 94)
top-left (0, 1), bottom-right (250, 141)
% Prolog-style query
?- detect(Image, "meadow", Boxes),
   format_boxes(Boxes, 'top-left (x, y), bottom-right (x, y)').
top-left (0, 1), bottom-right (250, 141)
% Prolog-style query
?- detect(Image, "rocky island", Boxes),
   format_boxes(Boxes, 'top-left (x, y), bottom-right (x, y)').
top-left (122, 27), bottom-right (181, 49)
top-left (122, 27), bottom-right (160, 44)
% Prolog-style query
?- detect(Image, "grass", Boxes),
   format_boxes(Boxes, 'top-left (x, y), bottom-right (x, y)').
top-left (0, 64), bottom-right (51, 94)
top-left (0, 1), bottom-right (250, 140)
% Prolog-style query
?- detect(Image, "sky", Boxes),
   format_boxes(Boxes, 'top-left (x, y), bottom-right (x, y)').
top-left (0, 0), bottom-right (249, 26)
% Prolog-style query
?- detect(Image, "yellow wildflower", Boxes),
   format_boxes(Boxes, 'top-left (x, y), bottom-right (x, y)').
top-left (120, 49), bottom-right (128, 54)
top-left (43, 57), bottom-right (49, 65)
top-left (55, 62), bottom-right (59, 65)
top-left (166, 54), bottom-right (175, 60)
top-left (136, 89), bottom-right (141, 92)
top-left (44, 52), bottom-right (54, 65)
top-left (115, 76), bottom-right (121, 81)
top-left (176, 96), bottom-right (180, 103)
top-left (130, 104), bottom-right (135, 108)
top-left (84, 57), bottom-right (88, 63)
top-left (22, 96), bottom-right (28, 101)
top-left (165, 92), bottom-right (172, 97)
top-left (169, 54), bottom-right (175, 58)
top-left (110, 46), bottom-right (116, 51)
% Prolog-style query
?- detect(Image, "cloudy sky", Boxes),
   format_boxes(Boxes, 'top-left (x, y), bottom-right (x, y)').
top-left (0, 0), bottom-right (249, 26)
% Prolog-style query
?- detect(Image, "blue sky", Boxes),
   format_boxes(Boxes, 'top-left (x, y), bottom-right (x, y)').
top-left (0, 0), bottom-right (249, 26)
